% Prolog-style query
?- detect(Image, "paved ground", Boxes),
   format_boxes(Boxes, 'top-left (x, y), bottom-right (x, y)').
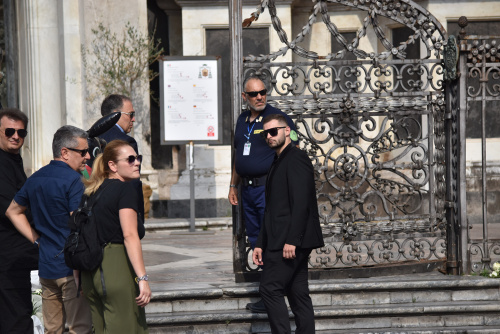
top-left (142, 227), bottom-right (237, 292)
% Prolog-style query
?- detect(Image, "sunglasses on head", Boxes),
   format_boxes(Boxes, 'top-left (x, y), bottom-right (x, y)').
top-left (4, 128), bottom-right (28, 138)
top-left (245, 89), bottom-right (267, 98)
top-left (116, 155), bottom-right (143, 164)
top-left (66, 147), bottom-right (89, 157)
top-left (260, 126), bottom-right (286, 139)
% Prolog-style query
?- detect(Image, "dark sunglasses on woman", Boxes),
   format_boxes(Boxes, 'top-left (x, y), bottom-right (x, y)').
top-left (116, 155), bottom-right (143, 164)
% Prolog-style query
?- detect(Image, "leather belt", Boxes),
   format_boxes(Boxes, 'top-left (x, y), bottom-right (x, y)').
top-left (242, 175), bottom-right (267, 187)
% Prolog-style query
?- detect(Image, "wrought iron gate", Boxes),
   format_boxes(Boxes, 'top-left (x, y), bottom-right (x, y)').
top-left (232, 0), bottom-right (452, 281)
top-left (454, 18), bottom-right (500, 275)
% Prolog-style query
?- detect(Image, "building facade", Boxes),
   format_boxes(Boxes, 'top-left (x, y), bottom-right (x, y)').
top-left (7, 0), bottom-right (500, 220)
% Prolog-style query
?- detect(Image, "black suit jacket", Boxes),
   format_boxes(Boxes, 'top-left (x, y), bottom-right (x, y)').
top-left (255, 143), bottom-right (324, 251)
top-left (99, 125), bottom-right (138, 154)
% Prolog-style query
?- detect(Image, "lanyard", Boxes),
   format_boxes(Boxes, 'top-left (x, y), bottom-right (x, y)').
top-left (244, 122), bottom-right (256, 141)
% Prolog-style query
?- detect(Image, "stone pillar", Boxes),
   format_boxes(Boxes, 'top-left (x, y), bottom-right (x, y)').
top-left (17, 0), bottom-right (66, 172)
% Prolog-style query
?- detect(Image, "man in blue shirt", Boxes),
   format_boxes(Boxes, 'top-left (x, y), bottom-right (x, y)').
top-left (7, 125), bottom-right (93, 334)
top-left (228, 77), bottom-right (298, 312)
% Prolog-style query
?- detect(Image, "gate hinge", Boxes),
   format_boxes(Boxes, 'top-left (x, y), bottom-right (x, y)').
top-left (445, 201), bottom-right (456, 209)
top-left (444, 112), bottom-right (453, 120)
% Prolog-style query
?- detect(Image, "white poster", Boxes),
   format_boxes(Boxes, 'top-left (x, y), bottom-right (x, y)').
top-left (160, 57), bottom-right (222, 144)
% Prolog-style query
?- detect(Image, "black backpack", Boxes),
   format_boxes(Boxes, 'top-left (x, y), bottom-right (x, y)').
top-left (64, 184), bottom-right (110, 271)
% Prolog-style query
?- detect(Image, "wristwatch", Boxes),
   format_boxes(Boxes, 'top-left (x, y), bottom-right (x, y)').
top-left (135, 275), bottom-right (149, 283)
top-left (230, 184), bottom-right (237, 188)
top-left (34, 238), bottom-right (40, 246)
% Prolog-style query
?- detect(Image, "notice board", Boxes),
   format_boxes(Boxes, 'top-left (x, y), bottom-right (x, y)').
top-left (160, 56), bottom-right (222, 145)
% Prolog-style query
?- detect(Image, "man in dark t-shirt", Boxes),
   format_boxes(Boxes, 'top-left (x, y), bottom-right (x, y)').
top-left (0, 108), bottom-right (38, 334)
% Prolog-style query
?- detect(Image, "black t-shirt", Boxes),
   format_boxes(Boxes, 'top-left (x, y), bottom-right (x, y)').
top-left (92, 178), bottom-right (145, 244)
top-left (0, 149), bottom-right (38, 273)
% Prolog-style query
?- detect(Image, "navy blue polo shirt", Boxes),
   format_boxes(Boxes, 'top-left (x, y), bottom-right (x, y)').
top-left (14, 160), bottom-right (84, 279)
top-left (234, 104), bottom-right (298, 178)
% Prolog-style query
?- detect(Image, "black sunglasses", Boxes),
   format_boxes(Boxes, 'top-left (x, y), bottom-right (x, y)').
top-left (245, 89), bottom-right (267, 98)
top-left (120, 111), bottom-right (135, 118)
top-left (4, 128), bottom-right (28, 138)
top-left (116, 155), bottom-right (143, 164)
top-left (66, 147), bottom-right (89, 157)
top-left (260, 126), bottom-right (286, 139)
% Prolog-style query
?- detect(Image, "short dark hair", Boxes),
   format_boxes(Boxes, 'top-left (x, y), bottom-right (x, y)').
top-left (52, 125), bottom-right (88, 159)
top-left (100, 94), bottom-right (131, 116)
top-left (262, 113), bottom-right (287, 126)
top-left (0, 108), bottom-right (28, 128)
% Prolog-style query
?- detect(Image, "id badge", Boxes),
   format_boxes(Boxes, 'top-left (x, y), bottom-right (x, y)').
top-left (243, 142), bottom-right (251, 156)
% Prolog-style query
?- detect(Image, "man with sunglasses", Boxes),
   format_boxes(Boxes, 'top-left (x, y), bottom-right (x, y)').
top-left (0, 109), bottom-right (39, 334)
top-left (7, 125), bottom-right (93, 334)
top-left (229, 77), bottom-right (298, 313)
top-left (99, 94), bottom-right (138, 154)
top-left (253, 114), bottom-right (324, 334)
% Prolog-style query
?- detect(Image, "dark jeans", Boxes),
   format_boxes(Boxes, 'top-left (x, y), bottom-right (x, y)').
top-left (241, 185), bottom-right (265, 249)
top-left (259, 248), bottom-right (315, 334)
top-left (0, 269), bottom-right (33, 334)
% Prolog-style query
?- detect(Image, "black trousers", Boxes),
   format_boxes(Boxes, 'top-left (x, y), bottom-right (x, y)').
top-left (259, 248), bottom-right (315, 334)
top-left (0, 269), bottom-right (33, 334)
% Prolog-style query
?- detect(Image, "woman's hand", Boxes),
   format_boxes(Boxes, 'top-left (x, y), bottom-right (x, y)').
top-left (136, 280), bottom-right (151, 307)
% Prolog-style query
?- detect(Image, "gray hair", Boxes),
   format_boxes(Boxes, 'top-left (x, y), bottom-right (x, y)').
top-left (242, 76), bottom-right (267, 92)
top-left (52, 125), bottom-right (88, 158)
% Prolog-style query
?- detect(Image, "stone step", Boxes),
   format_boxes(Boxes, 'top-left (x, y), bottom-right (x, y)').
top-left (144, 217), bottom-right (231, 231)
top-left (147, 301), bottom-right (500, 332)
top-left (316, 327), bottom-right (500, 334)
top-left (146, 276), bottom-right (500, 332)
top-left (147, 277), bottom-right (500, 314)
top-left (150, 326), bottom-right (500, 334)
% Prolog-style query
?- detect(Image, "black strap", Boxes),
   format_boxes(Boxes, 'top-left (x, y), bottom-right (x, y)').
top-left (76, 271), bottom-right (82, 298)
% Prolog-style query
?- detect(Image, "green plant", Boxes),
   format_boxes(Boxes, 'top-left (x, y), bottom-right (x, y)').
top-left (82, 22), bottom-right (163, 110)
top-left (483, 262), bottom-right (500, 278)
top-left (32, 289), bottom-right (42, 315)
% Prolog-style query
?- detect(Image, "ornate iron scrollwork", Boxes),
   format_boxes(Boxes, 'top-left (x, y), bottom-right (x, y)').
top-left (238, 0), bottom-right (449, 272)
top-left (444, 35), bottom-right (459, 82)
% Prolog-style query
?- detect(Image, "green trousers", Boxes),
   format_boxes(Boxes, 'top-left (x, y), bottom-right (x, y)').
top-left (81, 244), bottom-right (148, 334)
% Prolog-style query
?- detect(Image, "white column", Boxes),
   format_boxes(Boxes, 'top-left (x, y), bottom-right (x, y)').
top-left (17, 0), bottom-right (64, 172)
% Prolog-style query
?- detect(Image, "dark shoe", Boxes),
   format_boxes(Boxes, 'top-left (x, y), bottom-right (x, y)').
top-left (246, 299), bottom-right (267, 313)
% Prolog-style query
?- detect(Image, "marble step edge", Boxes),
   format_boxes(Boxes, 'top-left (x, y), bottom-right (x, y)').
top-left (146, 301), bottom-right (500, 325)
top-left (301, 327), bottom-right (500, 334)
top-left (150, 324), bottom-right (500, 334)
top-left (151, 278), bottom-right (500, 301)
top-left (144, 218), bottom-right (230, 231)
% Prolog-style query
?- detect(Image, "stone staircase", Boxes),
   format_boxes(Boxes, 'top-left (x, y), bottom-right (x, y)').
top-left (145, 273), bottom-right (500, 334)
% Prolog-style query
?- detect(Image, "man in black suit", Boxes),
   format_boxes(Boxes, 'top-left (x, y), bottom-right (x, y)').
top-left (253, 114), bottom-right (324, 334)
top-left (99, 94), bottom-right (138, 153)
